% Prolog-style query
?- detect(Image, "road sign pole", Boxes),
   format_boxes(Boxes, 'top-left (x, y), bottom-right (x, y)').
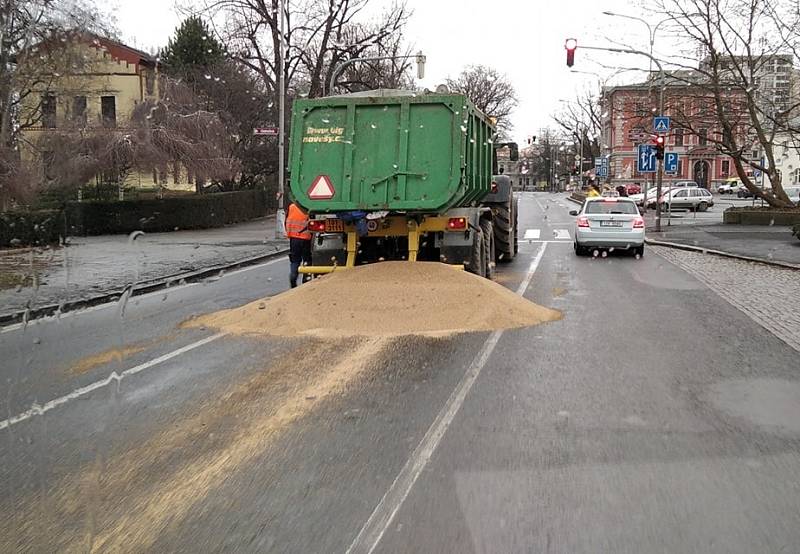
top-left (275, 0), bottom-right (287, 239)
top-left (655, 158), bottom-right (664, 231)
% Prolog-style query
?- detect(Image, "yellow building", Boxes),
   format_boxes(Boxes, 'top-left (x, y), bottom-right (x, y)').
top-left (18, 34), bottom-right (195, 196)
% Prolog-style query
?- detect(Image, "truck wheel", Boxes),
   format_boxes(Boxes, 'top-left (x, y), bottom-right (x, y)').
top-left (513, 197), bottom-right (519, 255)
top-left (467, 227), bottom-right (485, 277)
top-left (494, 202), bottom-right (514, 262)
top-left (480, 219), bottom-right (495, 279)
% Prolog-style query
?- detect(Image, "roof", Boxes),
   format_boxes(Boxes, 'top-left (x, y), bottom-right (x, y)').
top-left (21, 31), bottom-right (157, 68)
top-left (89, 34), bottom-right (157, 67)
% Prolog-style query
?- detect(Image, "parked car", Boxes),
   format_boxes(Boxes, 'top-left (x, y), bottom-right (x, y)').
top-left (738, 185), bottom-right (771, 198)
top-left (669, 180), bottom-right (699, 189)
top-left (659, 187), bottom-right (715, 211)
top-left (645, 186), bottom-right (673, 208)
top-left (783, 185), bottom-right (800, 205)
top-left (718, 178), bottom-right (743, 194)
top-left (570, 197), bottom-right (645, 257)
top-left (625, 183), bottom-right (642, 195)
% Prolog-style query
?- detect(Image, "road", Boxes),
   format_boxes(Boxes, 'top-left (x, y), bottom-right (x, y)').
top-left (2, 192), bottom-right (799, 553)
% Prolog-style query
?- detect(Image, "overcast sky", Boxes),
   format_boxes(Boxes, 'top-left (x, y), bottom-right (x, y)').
top-left (113, 0), bottom-right (684, 145)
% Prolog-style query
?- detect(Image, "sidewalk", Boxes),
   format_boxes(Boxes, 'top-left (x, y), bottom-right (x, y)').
top-left (644, 217), bottom-right (800, 267)
top-left (0, 217), bottom-right (288, 321)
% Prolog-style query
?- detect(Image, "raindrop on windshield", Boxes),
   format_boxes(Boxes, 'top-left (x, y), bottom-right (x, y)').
top-left (204, 74), bottom-right (212, 80)
top-left (127, 230), bottom-right (145, 244)
top-left (460, 125), bottom-right (467, 133)
top-left (322, 118), bottom-right (330, 123)
top-left (371, 123), bottom-right (377, 129)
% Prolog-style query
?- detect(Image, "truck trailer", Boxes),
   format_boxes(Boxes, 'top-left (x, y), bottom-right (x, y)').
top-left (289, 89), bottom-right (519, 278)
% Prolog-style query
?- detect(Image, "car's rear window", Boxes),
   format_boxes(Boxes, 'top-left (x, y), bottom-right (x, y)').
top-left (585, 201), bottom-right (639, 214)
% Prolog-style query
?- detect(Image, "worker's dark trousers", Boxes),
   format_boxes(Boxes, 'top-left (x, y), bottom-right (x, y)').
top-left (289, 238), bottom-right (312, 288)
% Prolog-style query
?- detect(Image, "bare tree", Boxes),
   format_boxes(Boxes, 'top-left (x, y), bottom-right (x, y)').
top-left (194, 0), bottom-right (411, 98)
top-left (36, 75), bottom-right (240, 198)
top-left (654, 0), bottom-right (800, 207)
top-left (445, 65), bottom-right (518, 135)
top-left (553, 87), bottom-right (603, 170)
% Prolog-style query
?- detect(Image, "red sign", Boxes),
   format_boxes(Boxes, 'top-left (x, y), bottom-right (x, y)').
top-left (308, 175), bottom-right (335, 200)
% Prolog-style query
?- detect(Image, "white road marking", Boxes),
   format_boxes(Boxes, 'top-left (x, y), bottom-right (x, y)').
top-left (1, 257), bottom-right (284, 334)
top-left (519, 240), bottom-right (572, 244)
top-left (524, 229), bottom-right (540, 240)
top-left (0, 332), bottom-right (227, 431)
top-left (553, 229), bottom-right (571, 240)
top-left (346, 243), bottom-right (549, 554)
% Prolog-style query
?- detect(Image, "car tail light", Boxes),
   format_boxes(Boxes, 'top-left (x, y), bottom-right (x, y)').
top-left (632, 216), bottom-right (644, 228)
top-left (308, 220), bottom-right (326, 232)
top-left (447, 217), bottom-right (467, 230)
top-left (577, 216), bottom-right (589, 228)
top-left (490, 181), bottom-right (498, 193)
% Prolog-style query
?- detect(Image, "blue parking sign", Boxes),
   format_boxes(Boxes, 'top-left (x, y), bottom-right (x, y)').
top-left (664, 152), bottom-right (678, 173)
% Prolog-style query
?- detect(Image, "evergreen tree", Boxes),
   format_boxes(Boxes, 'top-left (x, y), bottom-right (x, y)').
top-left (160, 16), bottom-right (224, 77)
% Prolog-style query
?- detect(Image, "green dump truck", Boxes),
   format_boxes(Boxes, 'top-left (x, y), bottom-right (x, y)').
top-left (289, 89), bottom-right (519, 278)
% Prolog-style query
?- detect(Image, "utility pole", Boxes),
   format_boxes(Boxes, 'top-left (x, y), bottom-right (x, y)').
top-left (275, 0), bottom-right (286, 239)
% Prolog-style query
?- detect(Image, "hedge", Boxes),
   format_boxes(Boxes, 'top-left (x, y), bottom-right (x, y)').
top-left (723, 207), bottom-right (800, 225)
top-left (1, 190), bottom-right (274, 247)
top-left (0, 210), bottom-right (64, 247)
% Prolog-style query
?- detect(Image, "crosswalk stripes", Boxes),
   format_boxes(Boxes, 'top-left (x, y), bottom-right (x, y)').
top-left (523, 229), bottom-right (572, 241)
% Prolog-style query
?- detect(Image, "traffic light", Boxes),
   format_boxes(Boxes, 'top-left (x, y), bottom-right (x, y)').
top-left (565, 38), bottom-right (577, 67)
top-left (654, 135), bottom-right (665, 160)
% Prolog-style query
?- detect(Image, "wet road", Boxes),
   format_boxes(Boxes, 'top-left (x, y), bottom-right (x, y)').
top-left (2, 193), bottom-right (799, 553)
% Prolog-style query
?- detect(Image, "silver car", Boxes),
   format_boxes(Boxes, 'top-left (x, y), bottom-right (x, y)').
top-left (570, 197), bottom-right (645, 257)
top-left (660, 187), bottom-right (714, 211)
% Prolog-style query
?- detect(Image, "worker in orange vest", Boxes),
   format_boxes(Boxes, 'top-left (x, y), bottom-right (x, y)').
top-left (285, 201), bottom-right (312, 288)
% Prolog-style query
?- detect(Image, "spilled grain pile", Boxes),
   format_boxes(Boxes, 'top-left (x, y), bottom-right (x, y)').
top-left (188, 261), bottom-right (561, 338)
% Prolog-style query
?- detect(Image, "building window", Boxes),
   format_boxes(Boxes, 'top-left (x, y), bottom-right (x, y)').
top-left (41, 94), bottom-right (56, 128)
top-left (721, 160), bottom-right (730, 176)
top-left (698, 128), bottom-right (708, 146)
top-left (677, 160), bottom-right (683, 176)
top-left (101, 96), bottom-right (116, 128)
top-left (674, 128), bottom-right (684, 146)
top-left (72, 96), bottom-right (87, 126)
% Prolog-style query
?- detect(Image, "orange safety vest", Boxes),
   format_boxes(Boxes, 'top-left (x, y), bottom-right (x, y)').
top-left (285, 203), bottom-right (311, 240)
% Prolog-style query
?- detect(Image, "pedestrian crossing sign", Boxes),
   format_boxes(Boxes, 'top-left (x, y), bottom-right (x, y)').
top-left (653, 116), bottom-right (670, 133)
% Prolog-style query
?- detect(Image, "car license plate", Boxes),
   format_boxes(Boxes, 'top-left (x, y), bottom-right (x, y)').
top-left (325, 219), bottom-right (344, 232)
top-left (600, 220), bottom-right (623, 227)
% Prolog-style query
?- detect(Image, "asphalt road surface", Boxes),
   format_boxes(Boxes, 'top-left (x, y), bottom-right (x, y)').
top-left (2, 193), bottom-right (799, 553)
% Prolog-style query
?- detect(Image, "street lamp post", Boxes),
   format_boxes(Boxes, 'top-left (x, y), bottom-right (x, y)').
top-left (571, 42), bottom-right (666, 230)
top-left (328, 52), bottom-right (426, 95)
top-left (275, 0), bottom-right (286, 239)
top-left (602, 12), bottom-right (671, 230)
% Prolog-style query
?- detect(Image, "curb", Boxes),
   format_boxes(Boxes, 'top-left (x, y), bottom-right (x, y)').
top-left (645, 238), bottom-right (800, 270)
top-left (0, 247), bottom-right (289, 327)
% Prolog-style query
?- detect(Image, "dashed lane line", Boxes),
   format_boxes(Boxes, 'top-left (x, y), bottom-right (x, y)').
top-left (346, 243), bottom-right (550, 554)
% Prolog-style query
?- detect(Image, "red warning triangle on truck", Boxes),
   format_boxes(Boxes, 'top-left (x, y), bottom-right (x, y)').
top-left (308, 175), bottom-right (335, 200)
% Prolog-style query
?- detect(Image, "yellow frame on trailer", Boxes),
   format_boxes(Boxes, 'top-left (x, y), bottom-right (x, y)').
top-left (298, 215), bottom-right (458, 275)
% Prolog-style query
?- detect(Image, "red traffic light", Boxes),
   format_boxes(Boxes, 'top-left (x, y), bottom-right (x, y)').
top-left (565, 38), bottom-right (577, 67)
top-left (653, 135), bottom-right (665, 160)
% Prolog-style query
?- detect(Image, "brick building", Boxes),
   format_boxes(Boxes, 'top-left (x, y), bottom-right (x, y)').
top-left (601, 72), bottom-right (750, 190)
